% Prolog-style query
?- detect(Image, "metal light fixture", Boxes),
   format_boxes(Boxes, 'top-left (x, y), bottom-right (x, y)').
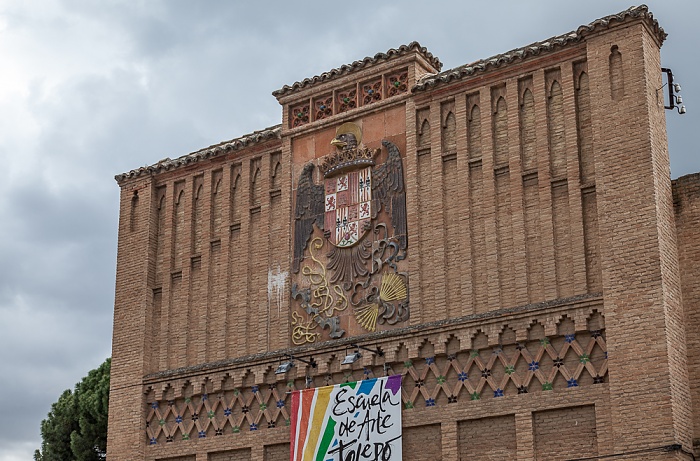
top-left (275, 361), bottom-right (294, 374)
top-left (275, 354), bottom-right (317, 374)
top-left (341, 343), bottom-right (384, 366)
top-left (661, 68), bottom-right (687, 115)
top-left (342, 350), bottom-right (362, 365)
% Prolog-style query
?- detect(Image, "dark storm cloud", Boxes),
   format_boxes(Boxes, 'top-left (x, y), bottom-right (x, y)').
top-left (1, 1), bottom-right (698, 460)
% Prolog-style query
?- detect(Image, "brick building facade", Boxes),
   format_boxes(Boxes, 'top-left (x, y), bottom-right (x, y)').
top-left (108, 6), bottom-right (699, 460)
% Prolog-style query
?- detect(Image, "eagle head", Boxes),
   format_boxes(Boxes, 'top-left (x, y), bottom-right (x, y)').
top-left (301, 162), bottom-right (315, 179)
top-left (330, 122), bottom-right (362, 151)
top-left (331, 132), bottom-right (357, 151)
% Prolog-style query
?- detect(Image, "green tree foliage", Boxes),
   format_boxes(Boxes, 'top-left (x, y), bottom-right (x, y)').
top-left (34, 389), bottom-right (78, 461)
top-left (35, 358), bottom-right (110, 461)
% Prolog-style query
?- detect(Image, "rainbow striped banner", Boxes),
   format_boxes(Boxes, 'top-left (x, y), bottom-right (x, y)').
top-left (290, 375), bottom-right (402, 461)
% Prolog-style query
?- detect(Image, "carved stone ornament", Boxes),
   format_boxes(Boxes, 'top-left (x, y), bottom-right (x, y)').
top-left (292, 122), bottom-right (409, 344)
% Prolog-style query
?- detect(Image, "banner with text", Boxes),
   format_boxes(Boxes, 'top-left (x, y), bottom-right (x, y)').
top-left (290, 375), bottom-right (402, 461)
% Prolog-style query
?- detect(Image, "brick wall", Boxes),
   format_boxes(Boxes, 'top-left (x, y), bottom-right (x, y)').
top-left (459, 415), bottom-right (517, 459)
top-left (533, 405), bottom-right (597, 460)
top-left (674, 173), bottom-right (700, 453)
top-left (109, 7), bottom-right (693, 461)
top-left (209, 448), bottom-right (251, 461)
top-left (403, 424), bottom-right (441, 460)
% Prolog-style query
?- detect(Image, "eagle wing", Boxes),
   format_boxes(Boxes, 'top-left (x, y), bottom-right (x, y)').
top-left (372, 140), bottom-right (407, 250)
top-left (293, 163), bottom-right (325, 273)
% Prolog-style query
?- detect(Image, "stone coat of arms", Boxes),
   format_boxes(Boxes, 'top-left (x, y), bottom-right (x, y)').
top-left (291, 122), bottom-right (409, 344)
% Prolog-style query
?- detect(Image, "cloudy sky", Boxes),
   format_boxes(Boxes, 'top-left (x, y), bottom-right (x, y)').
top-left (0, 1), bottom-right (697, 459)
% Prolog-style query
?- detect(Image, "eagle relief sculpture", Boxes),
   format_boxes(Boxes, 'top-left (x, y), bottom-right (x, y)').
top-left (291, 122), bottom-right (409, 344)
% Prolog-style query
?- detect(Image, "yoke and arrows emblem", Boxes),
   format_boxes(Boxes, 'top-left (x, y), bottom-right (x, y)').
top-left (292, 122), bottom-right (409, 343)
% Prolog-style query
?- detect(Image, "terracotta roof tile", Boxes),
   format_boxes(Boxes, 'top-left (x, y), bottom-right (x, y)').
top-left (115, 125), bottom-right (281, 183)
top-left (413, 5), bottom-right (666, 92)
top-left (272, 41), bottom-right (442, 98)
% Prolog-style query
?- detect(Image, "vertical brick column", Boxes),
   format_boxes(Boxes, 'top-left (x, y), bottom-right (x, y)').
top-left (588, 22), bottom-right (691, 453)
top-left (107, 179), bottom-right (153, 460)
top-left (440, 420), bottom-right (457, 461)
top-left (515, 411), bottom-right (535, 461)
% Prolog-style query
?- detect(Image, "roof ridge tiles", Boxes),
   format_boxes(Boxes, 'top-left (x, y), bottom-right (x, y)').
top-left (272, 41), bottom-right (442, 98)
top-left (116, 6), bottom-right (666, 185)
top-left (413, 4), bottom-right (665, 92)
top-left (115, 125), bottom-right (282, 183)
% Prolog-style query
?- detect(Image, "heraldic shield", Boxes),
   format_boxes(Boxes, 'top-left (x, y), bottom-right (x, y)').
top-left (291, 122), bottom-right (409, 344)
top-left (324, 167), bottom-right (372, 247)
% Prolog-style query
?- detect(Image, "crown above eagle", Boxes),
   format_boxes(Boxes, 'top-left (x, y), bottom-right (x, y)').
top-left (320, 122), bottom-right (379, 177)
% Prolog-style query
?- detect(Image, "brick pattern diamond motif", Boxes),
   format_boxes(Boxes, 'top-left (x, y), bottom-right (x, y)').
top-left (401, 331), bottom-right (607, 408)
top-left (145, 330), bottom-right (607, 445)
